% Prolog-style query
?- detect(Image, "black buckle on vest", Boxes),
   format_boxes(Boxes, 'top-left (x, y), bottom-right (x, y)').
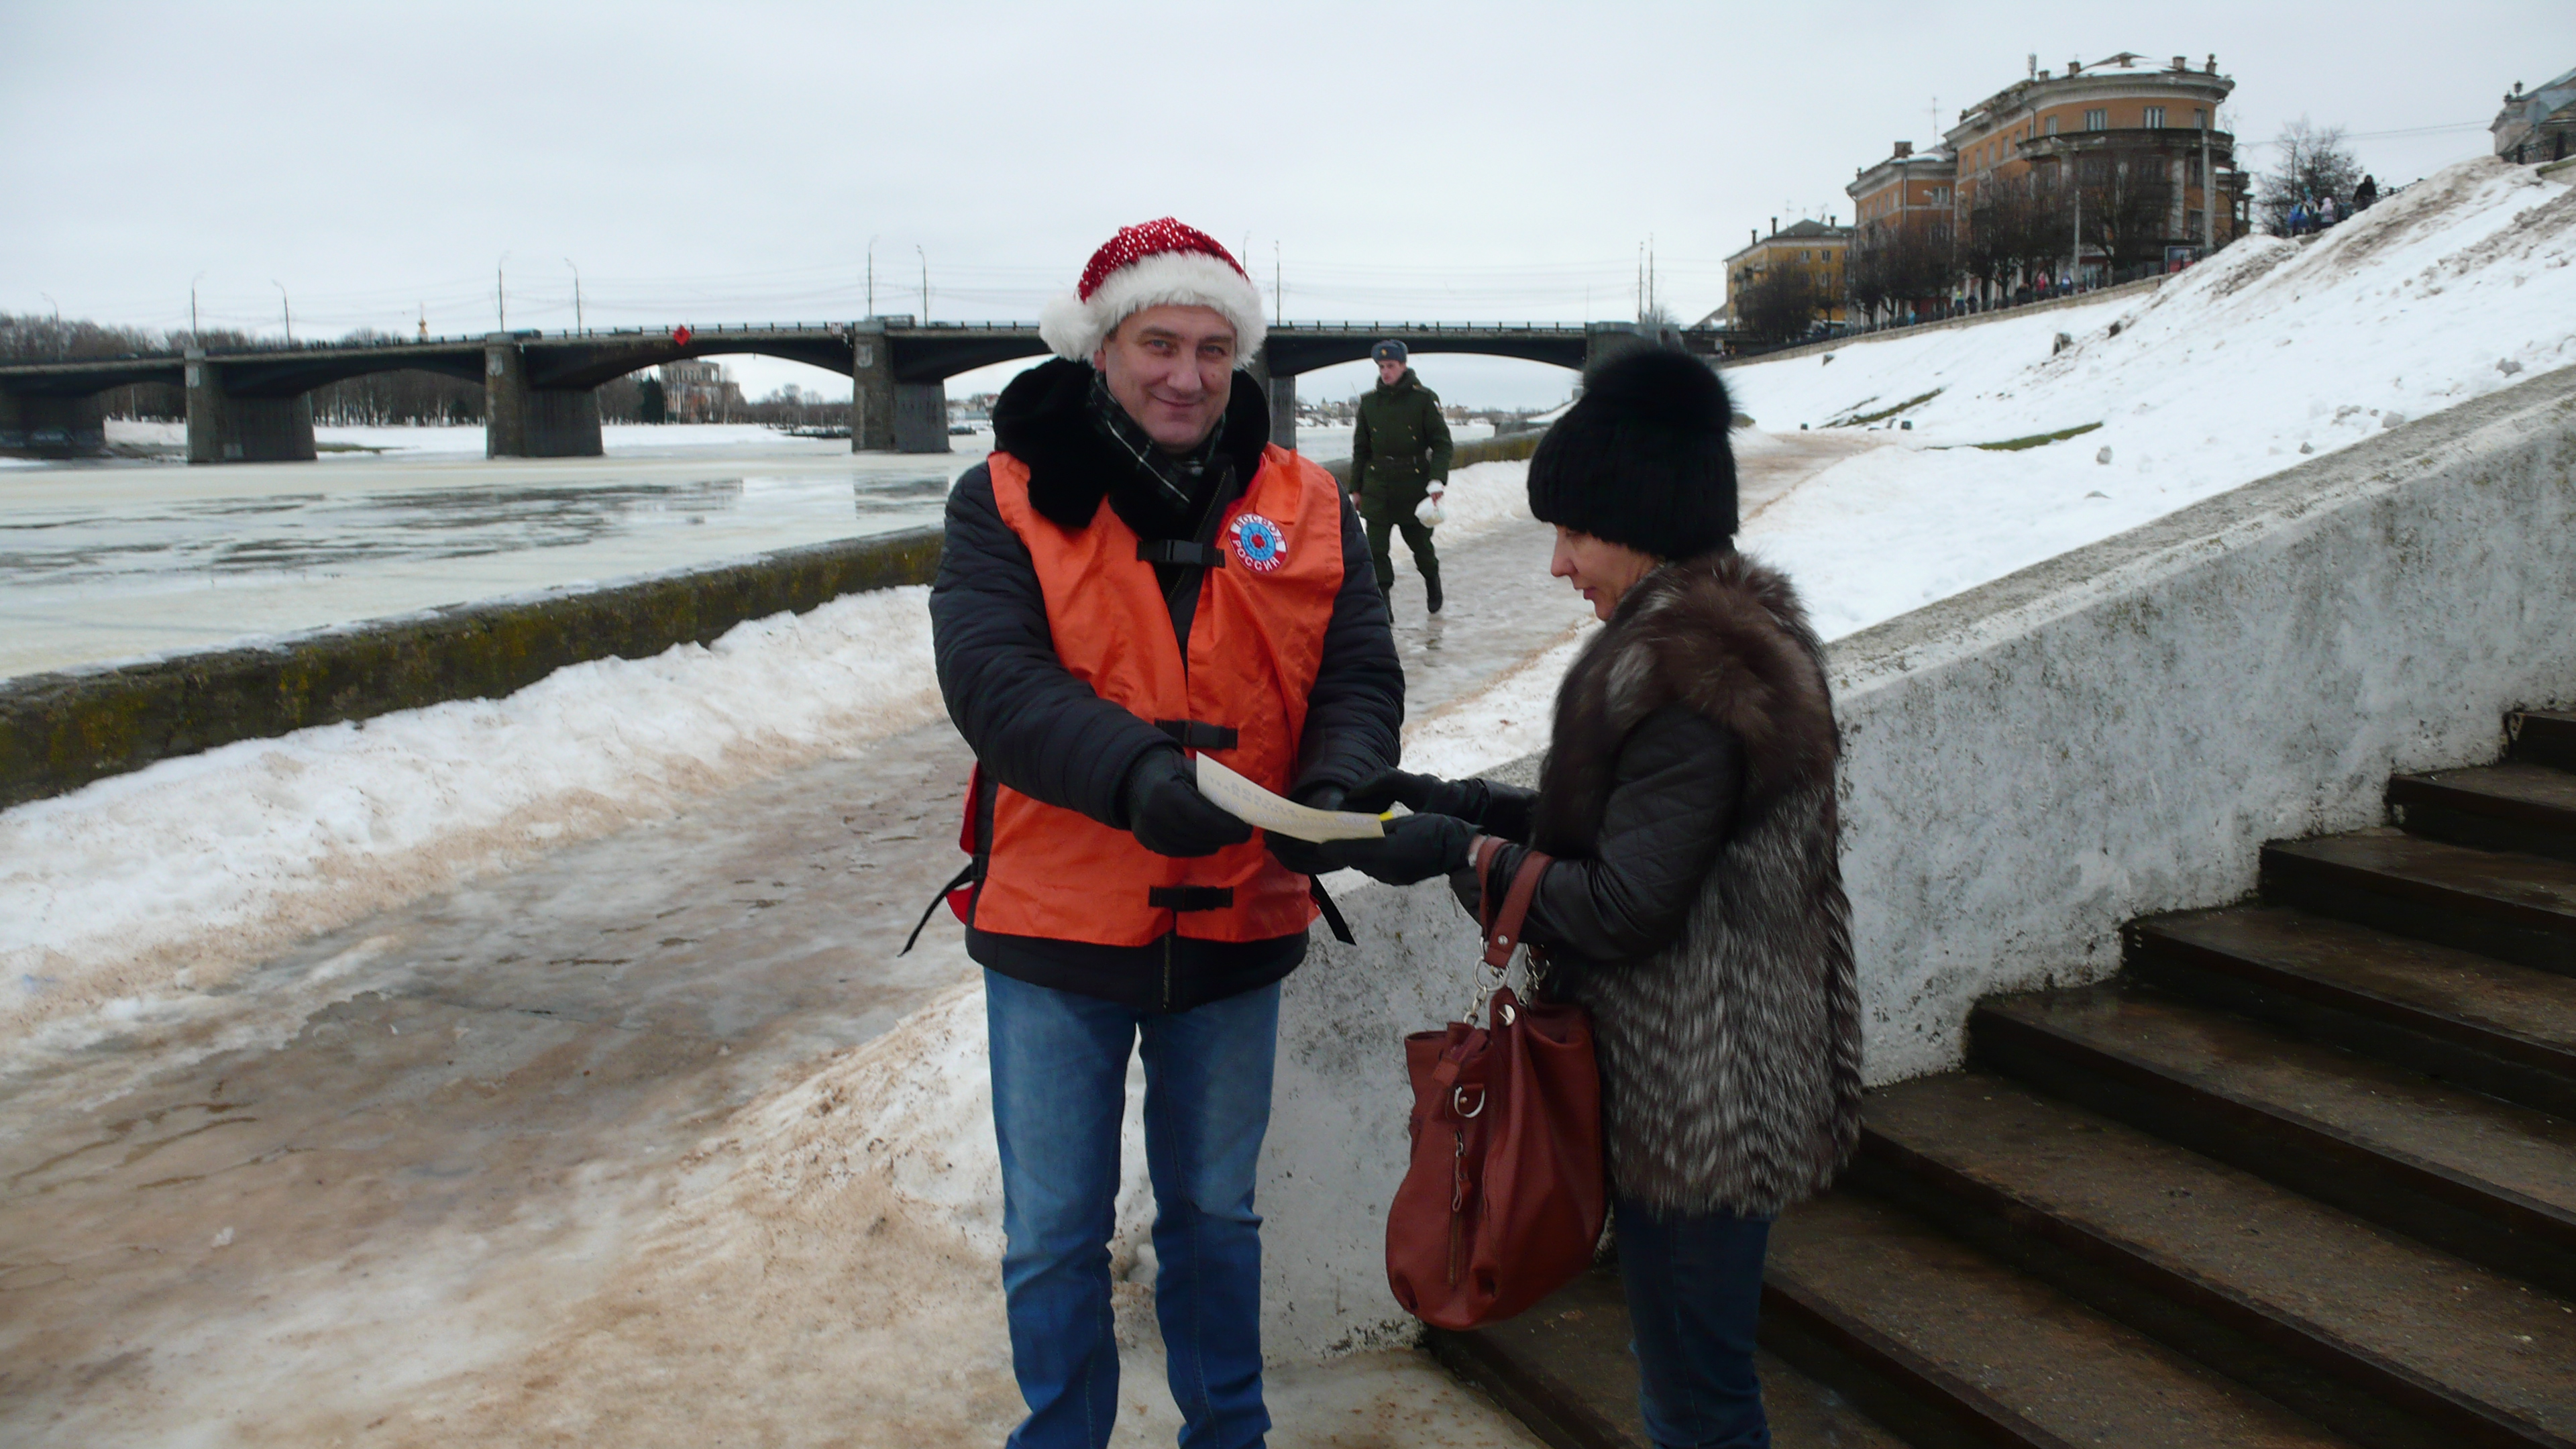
top-left (1138, 539), bottom-right (1226, 568)
top-left (1155, 719), bottom-right (1240, 751)
top-left (1148, 885), bottom-right (1235, 913)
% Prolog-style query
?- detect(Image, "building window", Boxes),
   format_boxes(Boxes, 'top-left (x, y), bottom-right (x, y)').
top-left (2144, 105), bottom-right (2166, 129)
top-left (2085, 108), bottom-right (2108, 131)
top-left (2046, 115), bottom-right (2059, 136)
top-left (2196, 108), bottom-right (2210, 129)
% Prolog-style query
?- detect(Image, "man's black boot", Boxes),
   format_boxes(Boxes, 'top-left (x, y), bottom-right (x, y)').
top-left (1424, 574), bottom-right (1443, 614)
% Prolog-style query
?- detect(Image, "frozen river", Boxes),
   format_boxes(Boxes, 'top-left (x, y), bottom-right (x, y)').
top-left (0, 419), bottom-right (1478, 681)
top-left (0, 425), bottom-right (976, 680)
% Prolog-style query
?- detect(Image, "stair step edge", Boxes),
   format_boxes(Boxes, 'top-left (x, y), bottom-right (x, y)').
top-left (1976, 998), bottom-right (2576, 1235)
top-left (2126, 916), bottom-right (2576, 1076)
top-left (1762, 1268), bottom-right (2088, 1449)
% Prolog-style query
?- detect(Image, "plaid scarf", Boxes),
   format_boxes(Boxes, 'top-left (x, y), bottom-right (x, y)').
top-left (1086, 369), bottom-right (1230, 531)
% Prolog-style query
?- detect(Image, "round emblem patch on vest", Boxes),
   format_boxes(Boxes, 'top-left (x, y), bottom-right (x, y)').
top-left (1228, 513), bottom-right (1287, 573)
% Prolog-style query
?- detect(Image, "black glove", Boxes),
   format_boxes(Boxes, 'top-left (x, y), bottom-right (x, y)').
top-left (1344, 768), bottom-right (1491, 826)
top-left (1308, 812), bottom-right (1477, 886)
top-left (1122, 749), bottom-right (1254, 858)
top-left (1265, 783), bottom-right (1346, 877)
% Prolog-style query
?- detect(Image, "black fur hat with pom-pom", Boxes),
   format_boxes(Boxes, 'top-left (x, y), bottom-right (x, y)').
top-left (1526, 346), bottom-right (1737, 559)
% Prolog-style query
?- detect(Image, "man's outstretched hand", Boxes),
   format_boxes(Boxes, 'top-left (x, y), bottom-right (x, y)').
top-left (1124, 750), bottom-right (1254, 858)
top-left (1265, 783), bottom-right (1348, 876)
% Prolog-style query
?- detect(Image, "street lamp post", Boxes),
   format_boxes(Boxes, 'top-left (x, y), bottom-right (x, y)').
top-left (917, 246), bottom-right (929, 321)
top-left (272, 281), bottom-right (292, 343)
top-left (42, 293), bottom-right (61, 358)
top-left (191, 271), bottom-right (206, 341)
top-left (2070, 150), bottom-right (2084, 290)
top-left (564, 258), bottom-right (582, 333)
top-left (496, 254), bottom-right (508, 331)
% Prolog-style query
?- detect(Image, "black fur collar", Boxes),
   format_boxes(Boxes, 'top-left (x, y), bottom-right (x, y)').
top-left (991, 358), bottom-right (1272, 531)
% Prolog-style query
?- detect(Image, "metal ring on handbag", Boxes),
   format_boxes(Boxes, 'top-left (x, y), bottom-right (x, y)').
top-left (1452, 1085), bottom-right (1486, 1119)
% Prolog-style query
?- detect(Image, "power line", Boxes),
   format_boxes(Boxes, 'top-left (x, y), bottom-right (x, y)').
top-left (2239, 119), bottom-right (2486, 149)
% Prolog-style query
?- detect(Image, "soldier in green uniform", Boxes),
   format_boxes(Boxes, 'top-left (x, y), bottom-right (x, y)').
top-left (1350, 339), bottom-right (1454, 613)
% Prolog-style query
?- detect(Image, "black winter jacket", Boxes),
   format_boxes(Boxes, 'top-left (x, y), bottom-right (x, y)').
top-left (1459, 706), bottom-right (1743, 964)
top-left (930, 358), bottom-right (1404, 1011)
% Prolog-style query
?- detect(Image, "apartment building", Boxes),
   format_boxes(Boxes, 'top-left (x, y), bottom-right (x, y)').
top-left (1715, 218), bottom-right (1851, 329)
top-left (659, 358), bottom-right (745, 424)
top-left (1943, 52), bottom-right (2245, 286)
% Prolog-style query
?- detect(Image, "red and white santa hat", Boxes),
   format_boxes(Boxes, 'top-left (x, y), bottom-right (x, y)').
top-left (1039, 218), bottom-right (1267, 364)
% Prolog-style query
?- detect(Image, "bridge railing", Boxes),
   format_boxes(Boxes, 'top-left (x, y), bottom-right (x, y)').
top-left (1266, 321), bottom-right (1595, 334)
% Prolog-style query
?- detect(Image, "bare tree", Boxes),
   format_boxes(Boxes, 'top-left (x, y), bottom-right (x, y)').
top-left (2082, 155), bottom-right (2179, 276)
top-left (1737, 266), bottom-right (1819, 343)
top-left (2254, 118), bottom-right (2361, 233)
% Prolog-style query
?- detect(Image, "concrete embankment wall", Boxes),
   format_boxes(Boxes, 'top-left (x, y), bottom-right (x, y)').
top-left (0, 527), bottom-right (942, 809)
top-left (1257, 360), bottom-right (2576, 1359)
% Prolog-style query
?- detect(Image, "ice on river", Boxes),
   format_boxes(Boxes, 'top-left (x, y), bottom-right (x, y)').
top-left (1, 426), bottom-right (975, 680)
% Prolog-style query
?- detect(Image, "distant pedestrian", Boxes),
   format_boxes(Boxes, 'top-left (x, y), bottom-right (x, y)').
top-left (2355, 174), bottom-right (2379, 209)
top-left (2289, 200), bottom-right (2308, 236)
top-left (928, 216), bottom-right (1403, 1449)
top-left (1350, 339), bottom-right (1454, 613)
top-left (2318, 194), bottom-right (2340, 228)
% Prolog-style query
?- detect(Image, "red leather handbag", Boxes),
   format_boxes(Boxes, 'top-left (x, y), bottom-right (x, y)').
top-left (1385, 839), bottom-right (1607, 1330)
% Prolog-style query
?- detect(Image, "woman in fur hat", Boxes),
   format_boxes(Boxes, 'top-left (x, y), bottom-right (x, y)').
top-left (1315, 345), bottom-right (1861, 1449)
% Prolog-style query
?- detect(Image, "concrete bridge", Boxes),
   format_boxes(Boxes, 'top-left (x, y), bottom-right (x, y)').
top-left (0, 319), bottom-right (1676, 463)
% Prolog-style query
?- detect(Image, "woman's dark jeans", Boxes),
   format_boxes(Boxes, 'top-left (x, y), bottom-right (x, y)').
top-left (1615, 1195), bottom-right (1774, 1449)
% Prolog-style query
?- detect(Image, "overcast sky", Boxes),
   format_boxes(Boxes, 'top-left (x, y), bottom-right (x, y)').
top-left (3, 1), bottom-right (2558, 407)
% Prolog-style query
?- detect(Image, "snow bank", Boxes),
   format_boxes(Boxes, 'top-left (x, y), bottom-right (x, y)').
top-left (0, 586), bottom-right (941, 1044)
top-left (1430, 456), bottom-right (1535, 541)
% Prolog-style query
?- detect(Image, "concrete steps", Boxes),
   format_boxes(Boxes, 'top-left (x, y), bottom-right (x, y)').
top-left (2127, 906), bottom-right (2576, 1120)
top-left (1856, 1072), bottom-right (2576, 1448)
top-left (2263, 830), bottom-right (2576, 975)
top-left (2390, 763), bottom-right (2576, 864)
top-left (1428, 1271), bottom-right (1905, 1449)
top-left (1439, 709), bottom-right (2576, 1448)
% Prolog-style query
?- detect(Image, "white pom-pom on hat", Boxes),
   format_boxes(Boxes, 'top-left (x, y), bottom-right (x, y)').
top-left (1039, 218), bottom-right (1267, 364)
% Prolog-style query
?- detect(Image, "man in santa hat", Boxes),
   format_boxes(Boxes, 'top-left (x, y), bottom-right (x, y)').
top-left (927, 218), bottom-right (1402, 1446)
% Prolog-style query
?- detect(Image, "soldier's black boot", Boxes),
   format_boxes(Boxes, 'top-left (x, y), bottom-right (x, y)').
top-left (1424, 573), bottom-right (1444, 614)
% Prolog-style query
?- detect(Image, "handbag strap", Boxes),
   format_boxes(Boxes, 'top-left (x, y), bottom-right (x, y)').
top-left (1474, 837), bottom-right (1554, 969)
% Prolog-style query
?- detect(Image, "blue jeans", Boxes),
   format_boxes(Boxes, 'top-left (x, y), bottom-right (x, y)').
top-left (1615, 1196), bottom-right (1773, 1449)
top-left (985, 969), bottom-right (1279, 1449)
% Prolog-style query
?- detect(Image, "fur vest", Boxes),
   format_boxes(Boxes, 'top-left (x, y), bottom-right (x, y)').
top-left (1534, 549), bottom-right (1860, 1217)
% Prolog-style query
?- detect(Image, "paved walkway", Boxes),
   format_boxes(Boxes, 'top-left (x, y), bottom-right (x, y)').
top-left (0, 433), bottom-right (1872, 1444)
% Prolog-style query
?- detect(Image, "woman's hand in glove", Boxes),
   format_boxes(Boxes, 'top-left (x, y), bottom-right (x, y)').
top-left (1123, 749), bottom-right (1254, 858)
top-left (1309, 812), bottom-right (1475, 885)
top-left (1344, 768), bottom-right (1489, 826)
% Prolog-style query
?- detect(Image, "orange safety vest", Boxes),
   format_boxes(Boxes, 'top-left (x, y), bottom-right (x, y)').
top-left (955, 443), bottom-right (1345, 947)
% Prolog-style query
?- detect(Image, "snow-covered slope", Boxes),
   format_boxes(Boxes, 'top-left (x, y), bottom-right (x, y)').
top-left (1728, 156), bottom-right (2575, 637)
